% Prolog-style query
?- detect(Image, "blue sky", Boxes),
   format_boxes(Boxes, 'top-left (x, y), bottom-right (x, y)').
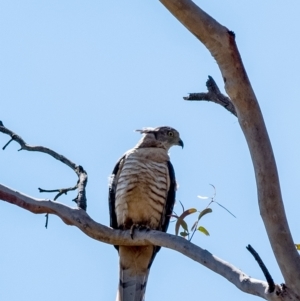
top-left (1, 1), bottom-right (300, 300)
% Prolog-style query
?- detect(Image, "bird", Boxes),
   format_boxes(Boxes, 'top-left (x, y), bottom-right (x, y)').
top-left (109, 126), bottom-right (183, 301)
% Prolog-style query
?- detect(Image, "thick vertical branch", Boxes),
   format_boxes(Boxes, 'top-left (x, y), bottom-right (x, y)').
top-left (159, 0), bottom-right (300, 293)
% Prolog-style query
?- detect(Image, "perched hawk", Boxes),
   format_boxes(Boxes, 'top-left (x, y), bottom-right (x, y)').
top-left (109, 126), bottom-right (183, 301)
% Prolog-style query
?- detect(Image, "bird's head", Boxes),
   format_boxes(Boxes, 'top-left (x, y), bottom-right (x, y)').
top-left (135, 126), bottom-right (183, 150)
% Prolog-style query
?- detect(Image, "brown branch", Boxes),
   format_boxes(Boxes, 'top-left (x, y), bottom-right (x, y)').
top-left (1, 183), bottom-right (294, 301)
top-left (184, 76), bottom-right (237, 116)
top-left (0, 121), bottom-right (87, 211)
top-left (159, 0), bottom-right (300, 293)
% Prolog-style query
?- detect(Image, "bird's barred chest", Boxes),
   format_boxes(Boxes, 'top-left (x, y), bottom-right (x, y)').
top-left (114, 148), bottom-right (170, 230)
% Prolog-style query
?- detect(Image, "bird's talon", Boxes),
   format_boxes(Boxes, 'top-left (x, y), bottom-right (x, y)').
top-left (130, 224), bottom-right (150, 238)
top-left (130, 224), bottom-right (138, 239)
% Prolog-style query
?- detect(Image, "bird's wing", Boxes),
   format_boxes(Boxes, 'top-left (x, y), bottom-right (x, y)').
top-left (109, 153), bottom-right (176, 233)
top-left (109, 150), bottom-right (177, 301)
top-left (109, 155), bottom-right (125, 230)
top-left (148, 160), bottom-right (176, 267)
top-left (160, 160), bottom-right (176, 232)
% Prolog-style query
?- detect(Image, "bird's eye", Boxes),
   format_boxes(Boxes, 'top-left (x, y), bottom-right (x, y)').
top-left (168, 131), bottom-right (174, 137)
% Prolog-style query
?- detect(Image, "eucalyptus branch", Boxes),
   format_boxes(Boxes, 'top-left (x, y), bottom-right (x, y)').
top-left (160, 0), bottom-right (300, 292)
top-left (0, 183), bottom-right (292, 301)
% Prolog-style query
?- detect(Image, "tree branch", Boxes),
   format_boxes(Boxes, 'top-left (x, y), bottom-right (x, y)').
top-left (184, 76), bottom-right (237, 116)
top-left (247, 245), bottom-right (275, 293)
top-left (1, 2), bottom-right (299, 299)
top-left (0, 183), bottom-right (292, 301)
top-left (159, 0), bottom-right (300, 293)
top-left (0, 121), bottom-right (87, 211)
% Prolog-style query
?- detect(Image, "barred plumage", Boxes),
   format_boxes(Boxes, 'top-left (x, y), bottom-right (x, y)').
top-left (115, 151), bottom-right (169, 229)
top-left (109, 126), bottom-right (183, 301)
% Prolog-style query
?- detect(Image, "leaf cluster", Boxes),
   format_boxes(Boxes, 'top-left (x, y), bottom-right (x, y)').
top-left (172, 185), bottom-right (235, 241)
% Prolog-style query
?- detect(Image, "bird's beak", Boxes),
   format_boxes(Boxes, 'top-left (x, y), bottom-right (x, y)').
top-left (178, 138), bottom-right (184, 149)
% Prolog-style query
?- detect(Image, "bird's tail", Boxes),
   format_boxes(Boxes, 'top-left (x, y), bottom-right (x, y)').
top-left (116, 245), bottom-right (156, 301)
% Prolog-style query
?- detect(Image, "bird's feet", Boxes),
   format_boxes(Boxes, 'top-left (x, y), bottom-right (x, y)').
top-left (129, 224), bottom-right (151, 239)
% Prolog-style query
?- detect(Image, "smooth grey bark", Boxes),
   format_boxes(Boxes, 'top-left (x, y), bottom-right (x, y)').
top-left (159, 0), bottom-right (300, 294)
top-left (1, 1), bottom-right (299, 300)
top-left (0, 183), bottom-right (282, 300)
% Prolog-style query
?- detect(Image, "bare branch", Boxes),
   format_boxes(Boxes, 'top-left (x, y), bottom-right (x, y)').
top-left (2, 137), bottom-right (14, 150)
top-left (38, 184), bottom-right (78, 228)
top-left (1, 183), bottom-right (293, 301)
top-left (159, 0), bottom-right (300, 292)
top-left (0, 121), bottom-right (87, 211)
top-left (1, 2), bottom-right (299, 299)
top-left (247, 245), bottom-right (276, 293)
top-left (0, 121), bottom-right (76, 169)
top-left (184, 76), bottom-right (237, 116)
top-left (38, 185), bottom-right (77, 200)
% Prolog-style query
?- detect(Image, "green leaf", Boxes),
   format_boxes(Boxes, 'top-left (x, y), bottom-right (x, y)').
top-left (180, 208), bottom-right (197, 219)
top-left (175, 218), bottom-right (189, 235)
top-left (180, 219), bottom-right (188, 231)
top-left (197, 226), bottom-right (210, 236)
top-left (198, 208), bottom-right (212, 221)
top-left (175, 208), bottom-right (197, 236)
top-left (295, 244), bottom-right (300, 250)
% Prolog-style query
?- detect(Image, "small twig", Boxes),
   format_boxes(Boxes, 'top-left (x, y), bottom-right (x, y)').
top-left (246, 244), bottom-right (275, 293)
top-left (39, 188), bottom-right (63, 193)
top-left (2, 137), bottom-right (14, 150)
top-left (184, 76), bottom-right (237, 116)
top-left (214, 201), bottom-right (236, 218)
top-left (189, 221), bottom-right (197, 241)
top-left (45, 213), bottom-right (49, 228)
top-left (38, 185), bottom-right (77, 201)
top-left (0, 124), bottom-right (76, 169)
top-left (178, 200), bottom-right (185, 212)
top-left (0, 121), bottom-right (88, 211)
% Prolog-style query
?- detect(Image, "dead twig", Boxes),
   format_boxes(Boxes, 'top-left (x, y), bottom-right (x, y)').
top-left (184, 76), bottom-right (237, 116)
top-left (246, 244), bottom-right (275, 293)
top-left (0, 121), bottom-right (88, 212)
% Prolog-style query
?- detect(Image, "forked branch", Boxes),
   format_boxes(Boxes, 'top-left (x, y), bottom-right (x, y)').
top-left (0, 121), bottom-right (87, 211)
top-left (1, 0), bottom-right (300, 299)
top-left (0, 119), bottom-right (288, 300)
top-left (184, 76), bottom-right (237, 116)
top-left (159, 0), bottom-right (300, 293)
